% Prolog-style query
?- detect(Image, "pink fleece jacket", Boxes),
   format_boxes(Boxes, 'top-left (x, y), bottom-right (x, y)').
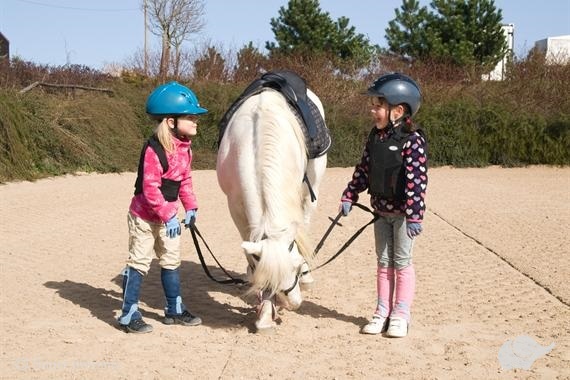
top-left (129, 136), bottom-right (198, 223)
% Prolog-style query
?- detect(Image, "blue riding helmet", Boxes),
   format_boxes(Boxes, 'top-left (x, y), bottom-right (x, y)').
top-left (365, 73), bottom-right (422, 116)
top-left (146, 81), bottom-right (208, 118)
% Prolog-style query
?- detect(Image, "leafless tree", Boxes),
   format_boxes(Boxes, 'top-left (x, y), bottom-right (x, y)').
top-left (144, 0), bottom-right (205, 80)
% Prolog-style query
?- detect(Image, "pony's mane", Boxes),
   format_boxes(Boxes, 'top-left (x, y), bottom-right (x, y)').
top-left (246, 89), bottom-right (312, 295)
top-left (250, 90), bottom-right (307, 241)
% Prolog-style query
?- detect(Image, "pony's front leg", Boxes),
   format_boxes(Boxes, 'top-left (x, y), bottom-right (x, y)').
top-left (255, 290), bottom-right (278, 333)
top-left (299, 262), bottom-right (314, 290)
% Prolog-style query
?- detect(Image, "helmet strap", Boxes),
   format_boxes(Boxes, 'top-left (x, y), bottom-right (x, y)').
top-left (170, 117), bottom-right (183, 139)
top-left (388, 105), bottom-right (411, 130)
top-left (387, 109), bottom-right (396, 129)
top-left (393, 115), bottom-right (415, 133)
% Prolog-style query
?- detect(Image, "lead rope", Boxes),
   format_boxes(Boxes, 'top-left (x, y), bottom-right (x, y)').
top-left (307, 202), bottom-right (378, 273)
top-left (187, 202), bottom-right (377, 285)
top-left (188, 224), bottom-right (247, 285)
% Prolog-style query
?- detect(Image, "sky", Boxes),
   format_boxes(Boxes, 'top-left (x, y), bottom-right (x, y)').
top-left (1, 0), bottom-right (569, 70)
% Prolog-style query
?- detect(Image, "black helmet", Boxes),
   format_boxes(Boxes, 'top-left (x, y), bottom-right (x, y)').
top-left (366, 73), bottom-right (422, 116)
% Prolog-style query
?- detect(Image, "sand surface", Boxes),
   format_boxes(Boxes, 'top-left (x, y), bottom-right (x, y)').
top-left (1, 166), bottom-right (568, 379)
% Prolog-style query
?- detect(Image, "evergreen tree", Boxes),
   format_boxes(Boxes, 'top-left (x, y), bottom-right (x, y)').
top-left (385, 0), bottom-right (432, 59)
top-left (386, 0), bottom-right (506, 68)
top-left (266, 0), bottom-right (375, 65)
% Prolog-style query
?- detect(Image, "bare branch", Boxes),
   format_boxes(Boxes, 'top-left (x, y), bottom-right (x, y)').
top-left (144, 0), bottom-right (206, 79)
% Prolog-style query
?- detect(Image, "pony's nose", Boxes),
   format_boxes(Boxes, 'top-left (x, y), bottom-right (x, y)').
top-left (287, 298), bottom-right (302, 310)
top-left (278, 286), bottom-right (302, 310)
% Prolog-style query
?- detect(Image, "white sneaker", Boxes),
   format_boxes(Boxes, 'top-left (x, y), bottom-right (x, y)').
top-left (386, 317), bottom-right (408, 338)
top-left (361, 316), bottom-right (388, 335)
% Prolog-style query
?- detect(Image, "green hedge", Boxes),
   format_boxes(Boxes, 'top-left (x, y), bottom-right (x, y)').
top-left (419, 101), bottom-right (569, 167)
top-left (1, 76), bottom-right (568, 183)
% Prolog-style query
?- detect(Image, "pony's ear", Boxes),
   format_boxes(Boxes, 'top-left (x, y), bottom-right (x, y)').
top-left (241, 241), bottom-right (262, 255)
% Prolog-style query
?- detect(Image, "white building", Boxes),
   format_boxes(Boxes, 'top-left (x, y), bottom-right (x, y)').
top-left (533, 35), bottom-right (570, 64)
top-left (483, 23), bottom-right (515, 81)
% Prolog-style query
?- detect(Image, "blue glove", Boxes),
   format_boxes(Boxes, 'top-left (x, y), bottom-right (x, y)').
top-left (406, 222), bottom-right (422, 238)
top-left (165, 215), bottom-right (181, 239)
top-left (340, 201), bottom-right (352, 217)
top-left (184, 209), bottom-right (197, 228)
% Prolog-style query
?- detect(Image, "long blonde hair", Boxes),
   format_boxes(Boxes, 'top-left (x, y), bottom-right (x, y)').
top-left (154, 118), bottom-right (174, 153)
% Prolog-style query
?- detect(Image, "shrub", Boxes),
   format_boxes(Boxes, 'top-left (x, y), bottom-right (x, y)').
top-left (0, 52), bottom-right (568, 183)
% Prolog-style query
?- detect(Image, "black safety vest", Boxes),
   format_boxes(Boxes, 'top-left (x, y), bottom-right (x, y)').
top-left (133, 135), bottom-right (182, 202)
top-left (367, 126), bottom-right (425, 200)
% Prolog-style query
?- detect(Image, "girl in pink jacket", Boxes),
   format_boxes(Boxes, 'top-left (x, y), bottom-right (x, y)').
top-left (118, 82), bottom-right (208, 334)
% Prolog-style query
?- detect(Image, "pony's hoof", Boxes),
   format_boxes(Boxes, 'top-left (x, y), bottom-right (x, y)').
top-left (255, 321), bottom-right (276, 334)
top-left (255, 300), bottom-right (277, 333)
top-left (275, 292), bottom-right (302, 310)
top-left (299, 275), bottom-right (315, 291)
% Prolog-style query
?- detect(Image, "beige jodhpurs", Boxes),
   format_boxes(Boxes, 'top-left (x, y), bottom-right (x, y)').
top-left (126, 212), bottom-right (181, 274)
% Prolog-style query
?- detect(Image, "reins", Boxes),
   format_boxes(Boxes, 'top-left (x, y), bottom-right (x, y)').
top-left (308, 202), bottom-right (378, 273)
top-left (186, 202), bottom-right (378, 286)
top-left (188, 224), bottom-right (247, 285)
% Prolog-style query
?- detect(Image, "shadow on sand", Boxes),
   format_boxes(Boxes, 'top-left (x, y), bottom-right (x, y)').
top-left (44, 259), bottom-right (365, 332)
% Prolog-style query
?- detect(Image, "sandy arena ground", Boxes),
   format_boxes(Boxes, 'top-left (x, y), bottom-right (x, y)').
top-left (0, 166), bottom-right (569, 379)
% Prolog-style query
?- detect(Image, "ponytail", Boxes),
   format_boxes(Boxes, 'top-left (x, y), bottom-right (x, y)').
top-left (154, 119), bottom-right (174, 153)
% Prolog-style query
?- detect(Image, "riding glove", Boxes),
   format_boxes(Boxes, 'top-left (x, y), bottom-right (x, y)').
top-left (406, 222), bottom-right (422, 238)
top-left (340, 201), bottom-right (352, 216)
top-left (185, 209), bottom-right (197, 228)
top-left (165, 215), bottom-right (181, 238)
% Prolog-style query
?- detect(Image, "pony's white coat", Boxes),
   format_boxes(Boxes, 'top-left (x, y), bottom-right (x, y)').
top-left (217, 88), bottom-right (327, 308)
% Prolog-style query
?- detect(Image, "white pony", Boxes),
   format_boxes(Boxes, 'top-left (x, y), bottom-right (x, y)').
top-left (217, 86), bottom-right (327, 332)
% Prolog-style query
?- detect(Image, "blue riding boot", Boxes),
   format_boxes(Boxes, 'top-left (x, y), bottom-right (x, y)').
top-left (118, 266), bottom-right (153, 333)
top-left (161, 268), bottom-right (202, 326)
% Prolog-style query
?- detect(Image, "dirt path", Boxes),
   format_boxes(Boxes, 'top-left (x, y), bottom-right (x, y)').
top-left (0, 167), bottom-right (568, 379)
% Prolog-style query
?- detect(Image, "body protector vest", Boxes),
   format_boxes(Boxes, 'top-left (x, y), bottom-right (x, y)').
top-left (134, 135), bottom-right (182, 202)
top-left (367, 126), bottom-right (426, 200)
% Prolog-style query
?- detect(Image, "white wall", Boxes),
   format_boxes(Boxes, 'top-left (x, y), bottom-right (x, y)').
top-left (483, 23), bottom-right (515, 81)
top-left (534, 35), bottom-right (570, 64)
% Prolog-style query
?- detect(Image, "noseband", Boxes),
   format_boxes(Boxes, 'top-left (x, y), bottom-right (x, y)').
top-left (249, 240), bottom-right (303, 296)
top-left (282, 240), bottom-right (303, 295)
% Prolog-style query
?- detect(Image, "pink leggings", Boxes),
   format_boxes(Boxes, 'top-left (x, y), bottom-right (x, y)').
top-left (374, 264), bottom-right (415, 322)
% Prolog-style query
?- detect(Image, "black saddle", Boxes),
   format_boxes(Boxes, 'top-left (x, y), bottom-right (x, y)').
top-left (218, 70), bottom-right (331, 159)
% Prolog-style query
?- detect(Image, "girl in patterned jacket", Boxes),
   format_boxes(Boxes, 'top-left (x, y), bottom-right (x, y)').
top-left (340, 73), bottom-right (427, 338)
top-left (118, 82), bottom-right (208, 334)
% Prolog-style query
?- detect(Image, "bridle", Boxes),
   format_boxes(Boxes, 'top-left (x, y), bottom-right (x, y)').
top-left (279, 240), bottom-right (303, 296)
top-left (246, 239), bottom-right (301, 296)
top-left (282, 257), bottom-right (305, 296)
top-left (188, 202), bottom-right (377, 291)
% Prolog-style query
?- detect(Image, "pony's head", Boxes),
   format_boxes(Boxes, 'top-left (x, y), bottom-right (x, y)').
top-left (241, 235), bottom-right (307, 310)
